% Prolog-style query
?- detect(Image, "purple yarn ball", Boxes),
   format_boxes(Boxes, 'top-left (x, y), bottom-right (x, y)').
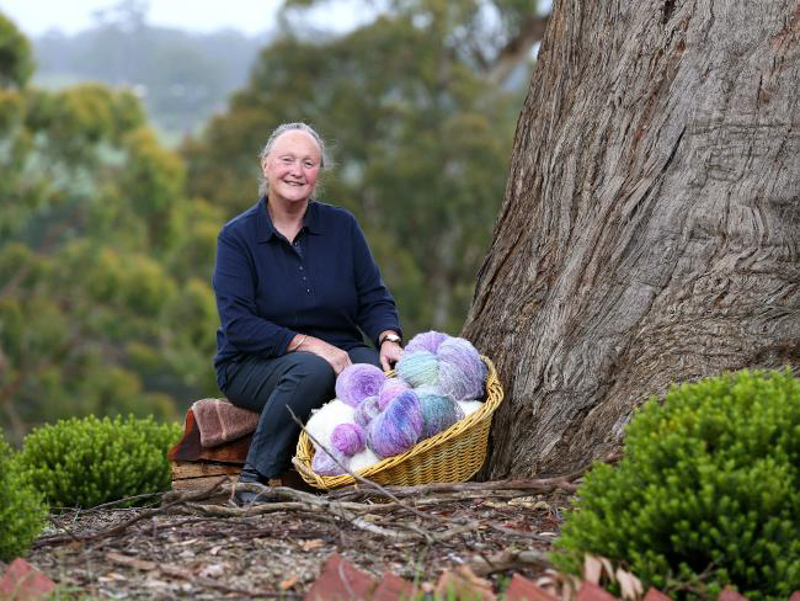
top-left (331, 422), bottom-right (366, 456)
top-left (436, 338), bottom-right (487, 401)
top-left (354, 395), bottom-right (381, 429)
top-left (404, 330), bottom-right (450, 355)
top-left (417, 391), bottom-right (465, 439)
top-left (396, 351), bottom-right (439, 388)
top-left (335, 363), bottom-right (386, 408)
top-left (311, 449), bottom-right (347, 476)
top-left (367, 390), bottom-right (423, 459)
top-left (377, 379), bottom-right (410, 411)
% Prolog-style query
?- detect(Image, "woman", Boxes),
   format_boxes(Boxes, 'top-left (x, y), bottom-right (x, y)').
top-left (213, 123), bottom-right (403, 505)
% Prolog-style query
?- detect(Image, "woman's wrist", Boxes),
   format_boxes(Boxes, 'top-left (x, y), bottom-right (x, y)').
top-left (289, 333), bottom-right (308, 352)
top-left (378, 331), bottom-right (401, 347)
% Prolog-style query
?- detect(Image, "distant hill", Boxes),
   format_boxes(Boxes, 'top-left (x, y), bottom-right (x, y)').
top-left (33, 23), bottom-right (269, 144)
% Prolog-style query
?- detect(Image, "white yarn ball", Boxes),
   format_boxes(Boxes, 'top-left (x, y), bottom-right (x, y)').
top-left (306, 399), bottom-right (356, 451)
top-left (457, 400), bottom-right (484, 417)
top-left (349, 447), bottom-right (381, 473)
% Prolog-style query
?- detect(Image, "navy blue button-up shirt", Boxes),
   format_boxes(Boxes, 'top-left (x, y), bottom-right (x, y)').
top-left (213, 197), bottom-right (401, 390)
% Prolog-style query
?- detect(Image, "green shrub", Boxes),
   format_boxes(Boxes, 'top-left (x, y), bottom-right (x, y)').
top-left (554, 369), bottom-right (800, 599)
top-left (16, 414), bottom-right (182, 508)
top-left (0, 432), bottom-right (47, 561)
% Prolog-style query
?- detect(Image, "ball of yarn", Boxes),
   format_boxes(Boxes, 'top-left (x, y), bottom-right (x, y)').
top-left (396, 351), bottom-right (439, 388)
top-left (404, 330), bottom-right (450, 355)
top-left (312, 449), bottom-right (348, 476)
top-left (331, 423), bottom-right (366, 456)
top-left (354, 395), bottom-right (381, 429)
top-left (458, 400), bottom-right (484, 417)
top-left (377, 379), bottom-right (410, 411)
top-left (306, 399), bottom-right (355, 451)
top-left (335, 363), bottom-right (386, 408)
top-left (436, 338), bottom-right (487, 401)
top-left (417, 390), bottom-right (464, 439)
top-left (367, 390), bottom-right (423, 458)
top-left (349, 447), bottom-right (381, 473)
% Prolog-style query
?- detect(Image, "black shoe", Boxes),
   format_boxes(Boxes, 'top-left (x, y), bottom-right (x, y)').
top-left (234, 464), bottom-right (273, 506)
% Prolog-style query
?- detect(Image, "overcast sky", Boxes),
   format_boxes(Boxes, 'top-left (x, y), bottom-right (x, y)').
top-left (0, 0), bottom-right (368, 37)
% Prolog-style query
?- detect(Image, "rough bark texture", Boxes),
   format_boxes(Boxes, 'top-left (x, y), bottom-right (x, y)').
top-left (463, 0), bottom-right (800, 478)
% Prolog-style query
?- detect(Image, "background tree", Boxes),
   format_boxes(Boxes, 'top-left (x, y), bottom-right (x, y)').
top-left (184, 0), bottom-right (545, 335)
top-left (0, 14), bottom-right (221, 444)
top-left (464, 0), bottom-right (800, 478)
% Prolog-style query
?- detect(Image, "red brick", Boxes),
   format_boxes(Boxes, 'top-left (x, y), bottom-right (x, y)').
top-left (789, 592), bottom-right (800, 601)
top-left (0, 558), bottom-right (57, 600)
top-left (643, 587), bottom-right (672, 601)
top-left (717, 587), bottom-right (748, 601)
top-left (304, 553), bottom-right (376, 601)
top-left (504, 573), bottom-right (558, 601)
top-left (577, 581), bottom-right (619, 601)
top-left (435, 566), bottom-right (496, 600)
top-left (371, 572), bottom-right (415, 601)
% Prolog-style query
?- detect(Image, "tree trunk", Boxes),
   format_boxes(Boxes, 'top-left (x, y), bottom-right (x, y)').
top-left (463, 0), bottom-right (800, 478)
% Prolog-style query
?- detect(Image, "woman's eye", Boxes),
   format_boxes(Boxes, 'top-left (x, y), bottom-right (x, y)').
top-left (304, 161), bottom-right (316, 168)
top-left (281, 157), bottom-right (293, 164)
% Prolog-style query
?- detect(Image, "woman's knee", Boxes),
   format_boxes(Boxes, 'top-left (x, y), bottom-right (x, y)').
top-left (285, 353), bottom-right (336, 393)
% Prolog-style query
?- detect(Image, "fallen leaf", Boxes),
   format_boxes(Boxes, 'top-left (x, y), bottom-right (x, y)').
top-left (534, 500), bottom-right (552, 510)
top-left (301, 539), bottom-right (325, 551)
top-left (616, 567), bottom-right (643, 599)
top-left (199, 563), bottom-right (226, 579)
top-left (280, 576), bottom-right (298, 590)
top-left (436, 566), bottom-right (496, 600)
top-left (209, 545), bottom-right (222, 556)
top-left (584, 555), bottom-right (602, 584)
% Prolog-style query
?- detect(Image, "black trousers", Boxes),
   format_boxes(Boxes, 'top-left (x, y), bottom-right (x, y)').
top-left (222, 347), bottom-right (380, 478)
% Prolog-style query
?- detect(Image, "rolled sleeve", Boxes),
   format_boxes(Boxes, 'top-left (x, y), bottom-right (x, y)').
top-left (213, 230), bottom-right (296, 358)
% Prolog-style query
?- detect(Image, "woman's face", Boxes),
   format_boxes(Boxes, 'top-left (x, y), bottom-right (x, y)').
top-left (262, 131), bottom-right (322, 206)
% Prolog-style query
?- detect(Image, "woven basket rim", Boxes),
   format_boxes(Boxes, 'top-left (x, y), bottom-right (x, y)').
top-left (293, 354), bottom-right (503, 489)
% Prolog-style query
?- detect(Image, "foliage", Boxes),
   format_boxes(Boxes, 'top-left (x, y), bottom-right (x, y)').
top-left (0, 12), bottom-right (221, 444)
top-left (0, 431), bottom-right (47, 561)
top-left (553, 369), bottom-right (800, 599)
top-left (16, 414), bottom-right (182, 509)
top-left (184, 0), bottom-right (535, 335)
top-left (0, 13), bottom-right (34, 88)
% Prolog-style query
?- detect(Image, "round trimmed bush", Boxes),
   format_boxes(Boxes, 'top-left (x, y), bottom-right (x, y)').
top-left (554, 369), bottom-right (800, 599)
top-left (16, 414), bottom-right (182, 508)
top-left (0, 432), bottom-right (47, 561)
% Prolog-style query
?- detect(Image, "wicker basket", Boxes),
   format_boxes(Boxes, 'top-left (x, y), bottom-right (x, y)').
top-left (293, 355), bottom-right (503, 489)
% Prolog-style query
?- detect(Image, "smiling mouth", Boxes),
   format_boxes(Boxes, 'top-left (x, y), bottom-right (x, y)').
top-left (284, 181), bottom-right (305, 187)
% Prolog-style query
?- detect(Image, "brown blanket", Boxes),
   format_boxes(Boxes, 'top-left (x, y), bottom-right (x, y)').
top-left (191, 398), bottom-right (259, 447)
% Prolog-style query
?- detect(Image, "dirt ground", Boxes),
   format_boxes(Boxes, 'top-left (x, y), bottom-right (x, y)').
top-left (25, 487), bottom-right (574, 599)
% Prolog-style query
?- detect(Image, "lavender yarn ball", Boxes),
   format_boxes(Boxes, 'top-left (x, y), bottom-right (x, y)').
top-left (367, 390), bottom-right (423, 458)
top-left (404, 330), bottom-right (450, 355)
top-left (377, 379), bottom-right (410, 411)
top-left (436, 338), bottom-right (487, 401)
top-left (306, 399), bottom-right (355, 451)
top-left (331, 422), bottom-right (366, 456)
top-left (335, 363), bottom-right (386, 408)
top-left (417, 390), bottom-right (465, 439)
top-left (354, 395), bottom-right (381, 429)
top-left (312, 449), bottom-right (348, 476)
top-left (396, 351), bottom-right (439, 388)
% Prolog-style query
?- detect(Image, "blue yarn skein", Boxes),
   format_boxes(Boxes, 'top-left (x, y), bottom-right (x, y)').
top-left (417, 389), bottom-right (464, 439)
top-left (396, 350), bottom-right (439, 388)
top-left (367, 390), bottom-right (423, 459)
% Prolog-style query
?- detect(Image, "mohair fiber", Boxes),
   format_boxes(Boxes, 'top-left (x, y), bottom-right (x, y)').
top-left (458, 399), bottom-right (484, 417)
top-left (367, 389), bottom-right (423, 458)
top-left (396, 350), bottom-right (439, 388)
top-left (349, 447), bottom-right (381, 473)
top-left (306, 399), bottom-right (355, 453)
top-left (354, 395), bottom-right (381, 429)
top-left (335, 363), bottom-right (386, 407)
top-left (331, 422), bottom-right (366, 456)
top-left (436, 337), bottom-right (487, 401)
top-left (377, 378), bottom-right (410, 411)
top-left (417, 388), bottom-right (464, 439)
top-left (311, 448), bottom-right (347, 476)
top-left (404, 330), bottom-right (449, 355)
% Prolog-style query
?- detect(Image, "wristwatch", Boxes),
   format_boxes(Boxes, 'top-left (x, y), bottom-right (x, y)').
top-left (379, 333), bottom-right (402, 346)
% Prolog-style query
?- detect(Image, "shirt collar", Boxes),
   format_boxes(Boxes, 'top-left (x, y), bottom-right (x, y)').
top-left (257, 197), bottom-right (323, 243)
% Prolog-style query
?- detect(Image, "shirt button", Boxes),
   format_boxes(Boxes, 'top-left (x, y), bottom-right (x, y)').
top-left (299, 266), bottom-right (303, 271)
top-left (306, 289), bottom-right (311, 293)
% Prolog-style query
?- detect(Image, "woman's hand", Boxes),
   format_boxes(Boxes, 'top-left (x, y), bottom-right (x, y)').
top-left (292, 334), bottom-right (352, 374)
top-left (379, 340), bottom-right (403, 372)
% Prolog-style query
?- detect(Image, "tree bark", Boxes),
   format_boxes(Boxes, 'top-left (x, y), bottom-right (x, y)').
top-left (463, 0), bottom-right (800, 478)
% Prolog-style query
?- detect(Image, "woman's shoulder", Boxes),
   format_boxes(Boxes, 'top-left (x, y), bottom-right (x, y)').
top-left (312, 201), bottom-right (360, 228)
top-left (219, 200), bottom-right (264, 238)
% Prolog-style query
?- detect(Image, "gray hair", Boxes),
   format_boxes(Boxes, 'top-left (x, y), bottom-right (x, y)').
top-left (258, 122), bottom-right (332, 198)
